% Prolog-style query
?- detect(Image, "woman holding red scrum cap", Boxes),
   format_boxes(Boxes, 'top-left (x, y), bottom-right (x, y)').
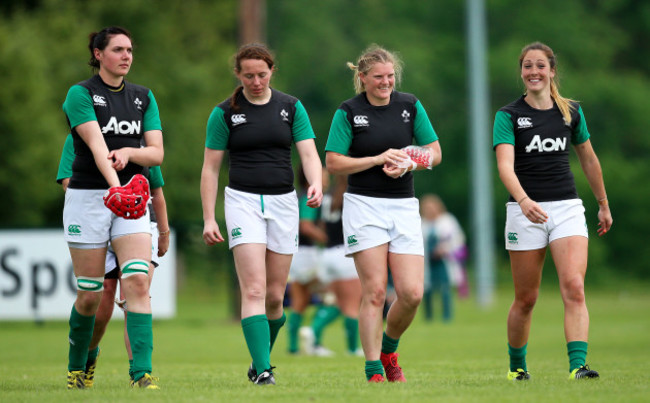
top-left (62, 26), bottom-right (163, 390)
top-left (325, 45), bottom-right (441, 383)
top-left (493, 42), bottom-right (612, 381)
top-left (201, 43), bottom-right (322, 386)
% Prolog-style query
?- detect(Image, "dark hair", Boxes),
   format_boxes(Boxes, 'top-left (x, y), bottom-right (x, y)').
top-left (88, 26), bottom-right (132, 71)
top-left (229, 43), bottom-right (275, 112)
top-left (519, 41), bottom-right (576, 123)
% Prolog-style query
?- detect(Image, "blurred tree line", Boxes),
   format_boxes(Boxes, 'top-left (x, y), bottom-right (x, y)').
top-left (0, 0), bottom-right (648, 281)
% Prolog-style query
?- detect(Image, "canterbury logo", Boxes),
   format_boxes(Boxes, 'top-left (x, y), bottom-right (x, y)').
top-left (231, 114), bottom-right (247, 126)
top-left (353, 115), bottom-right (369, 127)
top-left (231, 227), bottom-right (242, 238)
top-left (68, 225), bottom-right (81, 235)
top-left (517, 117), bottom-right (532, 128)
top-left (347, 235), bottom-right (358, 246)
top-left (507, 232), bottom-right (518, 243)
top-left (93, 94), bottom-right (106, 106)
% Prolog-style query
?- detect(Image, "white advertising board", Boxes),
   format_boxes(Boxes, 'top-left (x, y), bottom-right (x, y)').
top-left (0, 229), bottom-right (176, 320)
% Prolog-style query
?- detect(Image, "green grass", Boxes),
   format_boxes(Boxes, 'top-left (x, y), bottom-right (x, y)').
top-left (1, 277), bottom-right (648, 402)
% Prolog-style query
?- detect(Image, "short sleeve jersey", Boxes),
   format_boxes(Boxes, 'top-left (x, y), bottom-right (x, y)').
top-left (325, 91), bottom-right (438, 198)
top-left (205, 88), bottom-right (316, 195)
top-left (63, 75), bottom-right (162, 189)
top-left (492, 96), bottom-right (590, 202)
top-left (298, 192), bottom-right (320, 247)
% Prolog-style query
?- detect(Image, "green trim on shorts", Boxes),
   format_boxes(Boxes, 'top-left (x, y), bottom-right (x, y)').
top-left (260, 195), bottom-right (265, 214)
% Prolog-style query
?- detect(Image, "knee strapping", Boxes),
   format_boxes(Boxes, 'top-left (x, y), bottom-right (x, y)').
top-left (120, 259), bottom-right (150, 279)
top-left (76, 276), bottom-right (105, 292)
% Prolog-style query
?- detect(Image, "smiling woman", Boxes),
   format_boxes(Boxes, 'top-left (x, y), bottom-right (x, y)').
top-left (324, 45), bottom-right (441, 383)
top-left (492, 41), bottom-right (612, 381)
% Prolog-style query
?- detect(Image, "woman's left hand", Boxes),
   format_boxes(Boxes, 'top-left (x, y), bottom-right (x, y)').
top-left (383, 163), bottom-right (407, 178)
top-left (597, 206), bottom-right (613, 236)
top-left (306, 184), bottom-right (323, 208)
top-left (108, 148), bottom-right (132, 171)
top-left (158, 233), bottom-right (170, 257)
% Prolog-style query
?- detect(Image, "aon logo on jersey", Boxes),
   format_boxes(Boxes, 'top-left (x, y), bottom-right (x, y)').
top-left (525, 135), bottom-right (567, 153)
top-left (102, 116), bottom-right (142, 135)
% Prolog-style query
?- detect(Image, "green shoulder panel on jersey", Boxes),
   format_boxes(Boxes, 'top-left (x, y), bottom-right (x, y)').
top-left (571, 105), bottom-right (590, 145)
top-left (205, 107), bottom-right (229, 150)
top-left (292, 101), bottom-right (316, 142)
top-left (413, 100), bottom-right (438, 145)
top-left (143, 91), bottom-right (162, 132)
top-left (56, 134), bottom-right (75, 183)
top-left (149, 165), bottom-right (164, 189)
top-left (325, 109), bottom-right (353, 155)
top-left (63, 85), bottom-right (96, 129)
top-left (493, 110), bottom-right (515, 149)
top-left (298, 194), bottom-right (319, 220)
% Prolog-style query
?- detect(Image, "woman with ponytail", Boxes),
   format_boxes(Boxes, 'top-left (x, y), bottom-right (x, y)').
top-left (493, 42), bottom-right (612, 381)
top-left (325, 45), bottom-right (441, 383)
top-left (200, 43), bottom-right (322, 386)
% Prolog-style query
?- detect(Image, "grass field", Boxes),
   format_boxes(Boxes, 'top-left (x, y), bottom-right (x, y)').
top-left (1, 277), bottom-right (648, 402)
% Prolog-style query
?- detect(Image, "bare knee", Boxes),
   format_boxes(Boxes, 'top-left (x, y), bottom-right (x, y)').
top-left (363, 286), bottom-right (387, 308)
top-left (241, 284), bottom-right (266, 305)
top-left (76, 291), bottom-right (102, 314)
top-left (265, 290), bottom-right (285, 312)
top-left (562, 277), bottom-right (585, 306)
top-left (396, 286), bottom-right (423, 310)
top-left (123, 274), bottom-right (150, 299)
top-left (513, 291), bottom-right (538, 313)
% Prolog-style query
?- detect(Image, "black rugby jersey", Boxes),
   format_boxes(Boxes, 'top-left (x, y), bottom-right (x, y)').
top-left (493, 96), bottom-right (590, 202)
top-left (63, 75), bottom-right (162, 189)
top-left (205, 88), bottom-right (315, 195)
top-left (325, 91), bottom-right (437, 198)
top-left (320, 193), bottom-right (344, 248)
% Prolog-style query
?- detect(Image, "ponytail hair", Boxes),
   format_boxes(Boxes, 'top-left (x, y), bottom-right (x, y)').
top-left (519, 42), bottom-right (576, 124)
top-left (230, 43), bottom-right (275, 112)
top-left (348, 44), bottom-right (402, 94)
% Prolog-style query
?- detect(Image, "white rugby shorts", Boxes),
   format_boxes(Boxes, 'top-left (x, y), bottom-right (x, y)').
top-left (342, 193), bottom-right (424, 256)
top-left (319, 244), bottom-right (358, 284)
top-left (224, 186), bottom-right (299, 254)
top-left (288, 246), bottom-right (321, 284)
top-left (504, 199), bottom-right (588, 251)
top-left (63, 188), bottom-right (150, 246)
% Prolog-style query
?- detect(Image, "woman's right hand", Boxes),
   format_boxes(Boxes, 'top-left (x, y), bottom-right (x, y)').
top-left (519, 198), bottom-right (548, 224)
top-left (203, 219), bottom-right (224, 245)
top-left (376, 148), bottom-right (408, 168)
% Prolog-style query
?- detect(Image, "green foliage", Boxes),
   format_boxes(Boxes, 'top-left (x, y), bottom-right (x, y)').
top-left (0, 0), bottom-right (648, 278)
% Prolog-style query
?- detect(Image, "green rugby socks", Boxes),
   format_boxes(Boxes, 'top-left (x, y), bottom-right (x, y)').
top-left (68, 306), bottom-right (95, 371)
top-left (127, 311), bottom-right (153, 381)
top-left (242, 314), bottom-right (271, 374)
top-left (268, 312), bottom-right (286, 352)
top-left (567, 341), bottom-right (588, 371)
top-left (508, 343), bottom-right (528, 372)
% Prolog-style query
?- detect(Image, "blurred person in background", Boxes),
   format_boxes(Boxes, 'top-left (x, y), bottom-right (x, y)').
top-left (493, 41), bottom-right (612, 381)
top-left (57, 135), bottom-right (169, 387)
top-left (201, 43), bottom-right (322, 386)
top-left (62, 26), bottom-right (164, 390)
top-left (325, 45), bottom-right (441, 383)
top-left (286, 167), bottom-right (330, 355)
